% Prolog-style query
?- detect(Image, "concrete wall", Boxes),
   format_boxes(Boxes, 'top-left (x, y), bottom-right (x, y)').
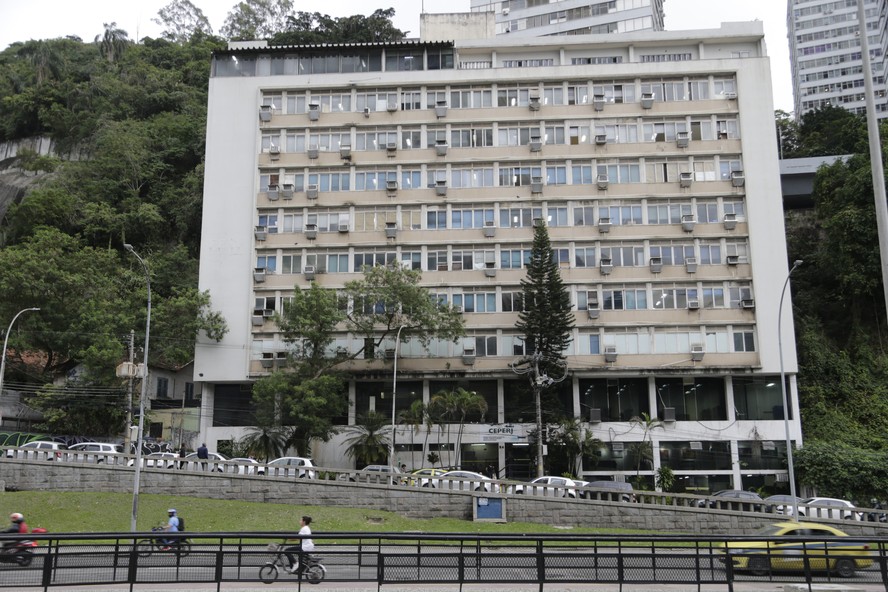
top-left (4, 459), bottom-right (888, 537)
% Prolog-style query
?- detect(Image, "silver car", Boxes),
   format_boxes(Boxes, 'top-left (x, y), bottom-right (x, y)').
top-left (6, 440), bottom-right (67, 461)
top-left (420, 470), bottom-right (496, 492)
top-left (512, 476), bottom-right (579, 498)
top-left (67, 442), bottom-right (125, 464)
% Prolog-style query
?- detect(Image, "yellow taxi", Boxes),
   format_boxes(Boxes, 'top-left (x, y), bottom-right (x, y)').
top-left (407, 467), bottom-right (448, 487)
top-left (720, 521), bottom-right (873, 578)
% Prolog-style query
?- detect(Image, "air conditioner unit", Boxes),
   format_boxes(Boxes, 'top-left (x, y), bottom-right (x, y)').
top-left (260, 356), bottom-right (274, 369)
top-left (362, 107), bottom-right (371, 118)
top-left (593, 94), bottom-right (606, 111)
top-left (649, 257), bottom-right (663, 273)
top-left (338, 223), bottom-right (349, 233)
top-left (308, 103), bottom-right (320, 121)
top-left (435, 100), bottom-right (448, 118)
top-left (676, 131), bottom-right (690, 148)
top-left (281, 183), bottom-right (294, 198)
top-left (251, 310), bottom-right (264, 326)
top-left (502, 7), bottom-right (510, 14)
top-left (386, 141), bottom-right (397, 153)
top-left (340, 145), bottom-right (352, 160)
top-left (597, 174), bottom-right (609, 190)
top-left (687, 299), bottom-right (700, 310)
top-left (662, 407), bottom-right (676, 422)
top-left (691, 345), bottom-right (705, 362)
top-left (386, 102), bottom-right (398, 112)
top-left (435, 179), bottom-right (447, 197)
top-left (595, 134), bottom-right (608, 145)
top-left (530, 177), bottom-right (543, 193)
top-left (254, 226), bottom-right (267, 241)
top-left (253, 267), bottom-right (266, 282)
top-left (598, 217), bottom-right (612, 233)
top-left (681, 214), bottom-right (696, 232)
top-left (724, 213), bottom-right (738, 230)
top-left (685, 257), bottom-right (698, 273)
top-left (262, 309), bottom-right (275, 318)
top-left (266, 184), bottom-right (279, 201)
top-left (435, 140), bottom-right (448, 156)
top-left (587, 307), bottom-right (600, 319)
top-left (641, 92), bottom-right (655, 109)
top-left (726, 255), bottom-right (740, 265)
top-left (307, 146), bottom-right (319, 159)
top-left (529, 95), bottom-right (541, 111)
top-left (484, 265), bottom-right (497, 277)
top-left (462, 347), bottom-right (476, 365)
top-left (600, 258), bottom-right (613, 275)
top-left (588, 408), bottom-right (602, 423)
top-left (724, 91), bottom-right (738, 100)
top-left (529, 138), bottom-right (542, 152)
top-left (384, 348), bottom-right (396, 360)
top-left (741, 298), bottom-right (756, 309)
top-left (268, 145), bottom-right (280, 160)
top-left (259, 105), bottom-right (273, 122)
top-left (306, 184), bottom-right (319, 200)
top-left (386, 179), bottom-right (398, 193)
top-left (304, 224), bottom-right (318, 239)
top-left (679, 172), bottom-right (693, 188)
top-left (604, 346), bottom-right (618, 363)
top-left (304, 265), bottom-right (316, 279)
top-left (483, 220), bottom-right (496, 237)
top-left (731, 170), bottom-right (745, 187)
top-left (385, 222), bottom-right (398, 238)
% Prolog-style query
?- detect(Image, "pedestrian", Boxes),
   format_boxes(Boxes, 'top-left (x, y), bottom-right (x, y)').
top-left (399, 463), bottom-right (407, 473)
top-left (178, 444), bottom-right (187, 458)
top-left (197, 442), bottom-right (209, 471)
top-left (486, 464), bottom-right (497, 479)
top-left (283, 516), bottom-right (314, 575)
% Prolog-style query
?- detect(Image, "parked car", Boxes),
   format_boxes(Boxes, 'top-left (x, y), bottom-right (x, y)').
top-left (127, 452), bottom-right (179, 469)
top-left (345, 465), bottom-right (403, 484)
top-left (5, 441), bottom-right (67, 461)
top-left (67, 442), bottom-right (125, 464)
top-left (512, 476), bottom-right (579, 498)
top-left (267, 456), bottom-right (316, 479)
top-left (719, 521), bottom-right (873, 577)
top-left (229, 457), bottom-right (265, 475)
top-left (581, 480), bottom-right (636, 502)
top-left (180, 451), bottom-right (228, 472)
top-left (419, 470), bottom-right (496, 492)
top-left (763, 494), bottom-right (803, 514)
top-left (695, 489), bottom-right (763, 512)
top-left (780, 497), bottom-right (863, 520)
top-left (407, 467), bottom-right (448, 486)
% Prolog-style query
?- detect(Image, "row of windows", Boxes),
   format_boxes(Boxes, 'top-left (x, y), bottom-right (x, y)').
top-left (252, 324), bottom-right (756, 360)
top-left (259, 76), bottom-right (737, 114)
top-left (260, 116), bottom-right (740, 152)
top-left (256, 200), bottom-right (745, 233)
top-left (259, 157), bottom-right (744, 192)
top-left (254, 238), bottom-right (750, 274)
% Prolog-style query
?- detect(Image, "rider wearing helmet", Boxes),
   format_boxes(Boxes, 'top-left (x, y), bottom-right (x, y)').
top-left (160, 509), bottom-right (179, 550)
top-left (3, 513), bottom-right (29, 548)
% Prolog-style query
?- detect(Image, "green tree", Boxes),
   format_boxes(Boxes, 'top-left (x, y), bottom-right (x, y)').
top-left (547, 417), bottom-right (603, 478)
top-left (399, 399), bottom-right (427, 469)
top-left (794, 105), bottom-right (866, 157)
top-left (272, 9), bottom-right (407, 45)
top-left (628, 412), bottom-right (663, 489)
top-left (429, 388), bottom-right (487, 468)
top-left (153, 0), bottom-right (214, 43)
top-left (240, 425), bottom-right (287, 462)
top-left (221, 0), bottom-right (295, 40)
top-left (95, 22), bottom-right (130, 64)
top-left (343, 411), bottom-right (391, 468)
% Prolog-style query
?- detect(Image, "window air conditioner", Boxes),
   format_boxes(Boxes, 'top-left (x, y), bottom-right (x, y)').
top-left (306, 184), bottom-right (319, 199)
top-left (593, 94), bottom-right (606, 111)
top-left (649, 257), bottom-right (663, 273)
top-left (604, 346), bottom-right (618, 363)
top-left (386, 102), bottom-right (398, 112)
top-left (724, 91), bottom-right (738, 100)
top-left (588, 408), bottom-right (602, 423)
top-left (530, 177), bottom-right (543, 194)
top-left (303, 265), bottom-right (316, 279)
top-left (462, 348), bottom-right (476, 365)
top-left (435, 179), bottom-right (447, 197)
top-left (724, 213), bottom-right (738, 230)
top-left (731, 171), bottom-right (745, 187)
top-left (687, 299), bottom-right (700, 310)
top-left (676, 131), bottom-right (690, 148)
top-left (307, 146), bottom-right (319, 159)
top-left (304, 224), bottom-right (318, 239)
top-left (597, 174), bottom-right (609, 190)
top-left (641, 92), bottom-right (655, 109)
top-left (281, 183), bottom-right (294, 198)
top-left (386, 179), bottom-right (398, 193)
top-left (691, 345), bottom-right (705, 362)
top-left (340, 145), bottom-right (352, 160)
top-left (598, 217), bottom-right (612, 233)
top-left (338, 223), bottom-right (349, 233)
top-left (308, 103), bottom-right (320, 121)
top-left (726, 255), bottom-right (740, 265)
top-left (435, 140), bottom-right (448, 156)
top-left (435, 100), bottom-right (448, 118)
top-left (386, 141), bottom-right (397, 152)
top-left (259, 105), bottom-right (273, 122)
top-left (679, 172), bottom-right (693, 188)
top-left (681, 214), bottom-right (696, 232)
top-left (741, 298), bottom-right (756, 309)
top-left (595, 134), bottom-right (608, 145)
top-left (529, 95), bottom-right (541, 111)
top-left (685, 257), bottom-right (698, 273)
top-left (662, 407), bottom-right (676, 422)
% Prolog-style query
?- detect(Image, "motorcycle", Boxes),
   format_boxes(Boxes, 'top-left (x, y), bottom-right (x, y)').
top-left (135, 526), bottom-right (191, 557)
top-left (0, 527), bottom-right (46, 567)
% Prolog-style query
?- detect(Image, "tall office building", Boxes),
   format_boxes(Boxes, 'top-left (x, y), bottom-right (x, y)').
top-left (787, 0), bottom-right (888, 118)
top-left (195, 21), bottom-right (800, 492)
top-left (469, 0), bottom-right (665, 37)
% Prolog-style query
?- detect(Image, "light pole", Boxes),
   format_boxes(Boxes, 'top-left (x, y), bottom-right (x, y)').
top-left (389, 324), bottom-right (406, 473)
top-left (0, 307), bottom-right (40, 426)
top-left (779, 259), bottom-right (802, 521)
top-left (125, 244), bottom-right (151, 533)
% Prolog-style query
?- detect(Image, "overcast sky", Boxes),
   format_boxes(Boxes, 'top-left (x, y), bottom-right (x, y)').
top-left (0, 0), bottom-right (793, 112)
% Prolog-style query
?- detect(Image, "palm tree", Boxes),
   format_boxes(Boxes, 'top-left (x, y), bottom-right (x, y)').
top-left (343, 411), bottom-right (391, 468)
top-left (430, 388), bottom-right (487, 468)
top-left (95, 22), bottom-right (130, 64)
top-left (550, 417), bottom-right (603, 477)
top-left (628, 412), bottom-right (664, 488)
top-left (399, 399), bottom-right (426, 469)
top-left (19, 40), bottom-right (63, 85)
top-left (241, 425), bottom-right (287, 462)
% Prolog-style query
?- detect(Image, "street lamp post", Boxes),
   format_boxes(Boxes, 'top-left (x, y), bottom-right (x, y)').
top-left (125, 244), bottom-right (151, 533)
top-left (389, 325), bottom-right (406, 474)
top-left (779, 260), bottom-right (802, 521)
top-left (0, 307), bottom-right (40, 426)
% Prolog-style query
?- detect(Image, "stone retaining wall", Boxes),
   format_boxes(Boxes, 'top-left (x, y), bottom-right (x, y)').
top-left (3, 459), bottom-right (886, 536)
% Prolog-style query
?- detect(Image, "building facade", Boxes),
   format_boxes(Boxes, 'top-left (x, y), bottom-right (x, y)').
top-left (195, 22), bottom-right (800, 493)
top-left (787, 0), bottom-right (888, 119)
top-left (469, 0), bottom-right (665, 37)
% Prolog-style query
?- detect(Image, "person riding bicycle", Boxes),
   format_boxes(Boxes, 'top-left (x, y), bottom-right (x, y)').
top-left (283, 516), bottom-right (314, 575)
top-left (3, 513), bottom-right (29, 549)
top-left (160, 509), bottom-right (180, 551)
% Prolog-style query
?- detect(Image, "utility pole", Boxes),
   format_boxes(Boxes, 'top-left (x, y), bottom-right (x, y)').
top-left (124, 330), bottom-right (134, 451)
top-left (510, 351), bottom-right (567, 478)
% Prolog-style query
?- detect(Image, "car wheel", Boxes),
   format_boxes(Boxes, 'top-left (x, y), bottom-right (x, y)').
top-left (834, 558), bottom-right (856, 578)
top-left (748, 556), bottom-right (769, 577)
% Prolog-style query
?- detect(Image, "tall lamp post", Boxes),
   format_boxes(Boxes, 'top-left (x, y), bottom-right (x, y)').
top-left (389, 324), bottom-right (406, 474)
top-left (779, 259), bottom-right (802, 521)
top-left (125, 244), bottom-right (151, 533)
top-left (0, 307), bottom-right (40, 426)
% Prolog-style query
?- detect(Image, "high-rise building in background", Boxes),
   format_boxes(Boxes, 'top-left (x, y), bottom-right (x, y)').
top-left (195, 19), bottom-right (801, 493)
top-left (469, 0), bottom-right (665, 36)
top-left (787, 0), bottom-right (888, 119)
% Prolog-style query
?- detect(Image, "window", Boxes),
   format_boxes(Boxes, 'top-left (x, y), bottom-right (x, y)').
top-left (497, 86), bottom-right (534, 106)
top-left (702, 286), bottom-right (725, 308)
top-left (651, 287), bottom-right (696, 310)
top-left (452, 167), bottom-right (495, 188)
top-left (499, 165), bottom-right (542, 187)
top-left (309, 92), bottom-right (351, 112)
top-left (733, 329), bottom-right (756, 352)
top-left (256, 255), bottom-right (277, 272)
top-left (575, 247), bottom-right (597, 268)
top-left (698, 241), bottom-right (722, 265)
top-left (597, 161), bottom-right (641, 184)
top-left (401, 169), bottom-right (422, 190)
top-left (474, 335), bottom-right (498, 356)
top-left (696, 201), bottom-right (720, 223)
top-left (354, 251), bottom-right (396, 269)
top-left (400, 89), bottom-right (422, 110)
top-left (573, 206), bottom-right (595, 226)
top-left (600, 205), bottom-right (642, 225)
top-left (450, 87), bottom-right (492, 109)
top-left (451, 126), bottom-right (494, 148)
top-left (307, 171), bottom-right (350, 192)
top-left (453, 292), bottom-right (497, 313)
top-left (546, 165), bottom-right (567, 185)
top-left (600, 245), bottom-right (644, 267)
top-left (281, 254), bottom-right (302, 274)
top-left (547, 207), bottom-right (568, 227)
top-left (355, 170), bottom-right (397, 191)
top-left (501, 291), bottom-right (524, 312)
top-left (603, 287), bottom-right (647, 310)
top-left (593, 82), bottom-right (636, 104)
top-left (648, 202), bottom-right (693, 224)
top-left (728, 285), bottom-right (753, 308)
top-left (452, 208), bottom-right (495, 229)
top-left (258, 214), bottom-right (278, 233)
top-left (401, 129), bottom-right (422, 150)
top-left (497, 125), bottom-right (539, 146)
top-left (501, 248), bottom-right (532, 269)
top-left (356, 129), bottom-right (398, 151)
top-left (500, 207), bottom-right (543, 228)
top-left (401, 252), bottom-right (421, 270)
top-left (156, 377), bottom-right (169, 398)
top-left (309, 130), bottom-right (350, 152)
top-left (650, 243), bottom-right (695, 265)
top-left (427, 210), bottom-right (447, 230)
top-left (725, 240), bottom-right (749, 263)
top-left (603, 328), bottom-right (652, 354)
top-left (428, 250), bottom-right (449, 271)
top-left (723, 199), bottom-right (746, 219)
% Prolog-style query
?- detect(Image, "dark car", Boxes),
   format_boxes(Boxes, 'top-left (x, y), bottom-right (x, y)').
top-left (696, 489), bottom-right (763, 512)
top-left (580, 480), bottom-right (636, 502)
top-left (763, 494), bottom-right (802, 514)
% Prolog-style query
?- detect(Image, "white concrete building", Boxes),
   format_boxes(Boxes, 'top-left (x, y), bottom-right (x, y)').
top-left (469, 0), bottom-right (665, 37)
top-left (195, 21), bottom-right (800, 493)
top-left (787, 0), bottom-right (888, 119)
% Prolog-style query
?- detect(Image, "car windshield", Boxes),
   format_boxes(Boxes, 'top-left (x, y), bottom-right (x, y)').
top-left (755, 525), bottom-right (787, 536)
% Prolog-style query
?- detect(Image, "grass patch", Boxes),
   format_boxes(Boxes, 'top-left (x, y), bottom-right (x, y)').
top-left (0, 491), bottom-right (651, 539)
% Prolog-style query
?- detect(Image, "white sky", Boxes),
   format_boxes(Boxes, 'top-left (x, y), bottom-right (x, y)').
top-left (0, 0), bottom-right (793, 112)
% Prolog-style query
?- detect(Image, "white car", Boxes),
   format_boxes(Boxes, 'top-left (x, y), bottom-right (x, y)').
top-left (229, 457), bottom-right (265, 475)
top-left (67, 442), bottom-right (125, 464)
top-left (781, 497), bottom-right (863, 520)
top-left (420, 470), bottom-right (496, 492)
top-left (512, 476), bottom-right (579, 498)
top-left (127, 452), bottom-right (179, 469)
top-left (267, 457), bottom-right (316, 479)
top-left (180, 451), bottom-right (229, 472)
top-left (6, 440), bottom-right (67, 461)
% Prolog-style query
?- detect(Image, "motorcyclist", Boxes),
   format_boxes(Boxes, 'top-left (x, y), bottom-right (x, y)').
top-left (3, 513), bottom-right (29, 549)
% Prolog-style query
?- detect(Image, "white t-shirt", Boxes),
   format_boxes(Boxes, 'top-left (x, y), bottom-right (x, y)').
top-left (299, 525), bottom-right (314, 551)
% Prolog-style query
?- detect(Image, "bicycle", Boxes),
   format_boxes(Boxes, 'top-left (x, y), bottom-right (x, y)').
top-left (259, 542), bottom-right (325, 585)
top-left (135, 527), bottom-right (191, 557)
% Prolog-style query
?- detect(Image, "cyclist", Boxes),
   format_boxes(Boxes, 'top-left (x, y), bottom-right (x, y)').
top-left (283, 516), bottom-right (314, 574)
top-left (160, 509), bottom-right (180, 551)
top-left (3, 513), bottom-right (28, 549)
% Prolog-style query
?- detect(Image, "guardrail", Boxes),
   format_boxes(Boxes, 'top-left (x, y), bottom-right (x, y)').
top-left (0, 531), bottom-right (886, 591)
top-left (5, 445), bottom-right (888, 522)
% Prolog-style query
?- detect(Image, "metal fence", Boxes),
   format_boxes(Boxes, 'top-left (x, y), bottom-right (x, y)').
top-left (1, 531), bottom-right (887, 592)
